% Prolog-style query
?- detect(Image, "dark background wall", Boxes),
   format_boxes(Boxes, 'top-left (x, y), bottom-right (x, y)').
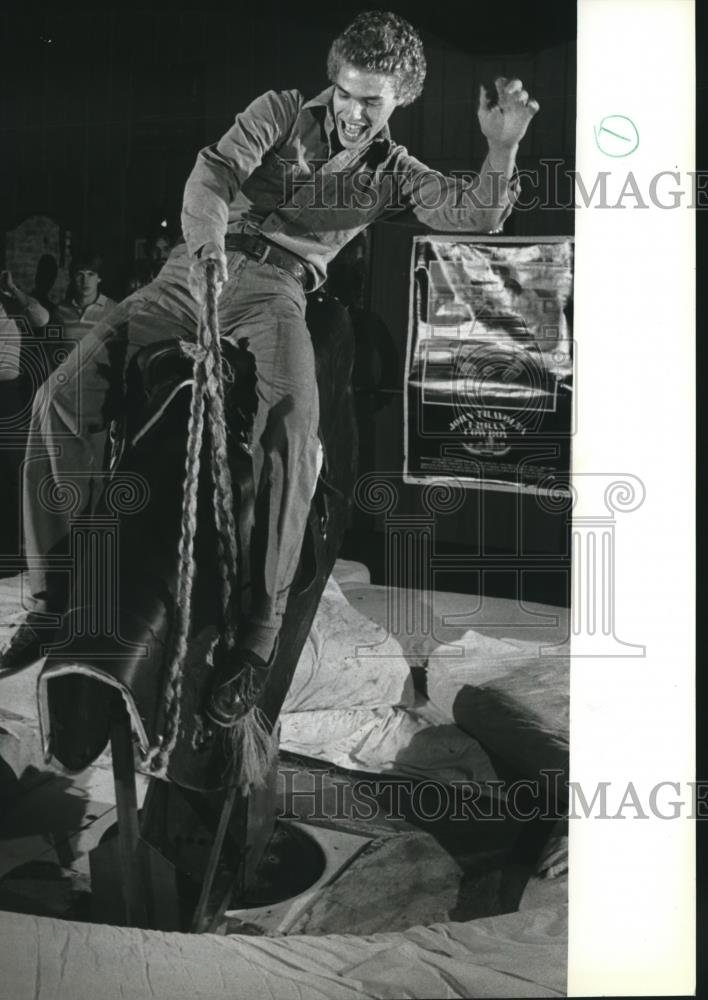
top-left (1, 0), bottom-right (576, 605)
top-left (0, 0), bottom-right (575, 286)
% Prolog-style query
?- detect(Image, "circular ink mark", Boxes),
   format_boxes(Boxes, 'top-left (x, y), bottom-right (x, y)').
top-left (594, 115), bottom-right (639, 157)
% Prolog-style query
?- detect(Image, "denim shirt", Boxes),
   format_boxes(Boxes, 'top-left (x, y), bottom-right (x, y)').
top-left (182, 87), bottom-right (518, 287)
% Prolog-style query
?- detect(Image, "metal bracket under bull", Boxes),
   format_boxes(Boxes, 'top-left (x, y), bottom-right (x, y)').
top-left (35, 293), bottom-right (357, 929)
top-left (85, 694), bottom-right (280, 931)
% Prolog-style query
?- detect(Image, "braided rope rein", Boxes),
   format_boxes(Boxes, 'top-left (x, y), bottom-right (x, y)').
top-left (146, 261), bottom-right (244, 778)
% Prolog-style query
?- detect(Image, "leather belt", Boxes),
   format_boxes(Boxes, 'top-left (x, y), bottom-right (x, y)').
top-left (224, 233), bottom-right (309, 288)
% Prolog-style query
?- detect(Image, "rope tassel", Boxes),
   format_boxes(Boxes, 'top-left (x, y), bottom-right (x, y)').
top-left (228, 706), bottom-right (279, 792)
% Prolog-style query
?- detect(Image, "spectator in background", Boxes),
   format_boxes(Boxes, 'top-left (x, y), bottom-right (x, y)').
top-left (0, 269), bottom-right (50, 397)
top-left (125, 227), bottom-right (174, 295)
top-left (0, 271), bottom-right (50, 552)
top-left (50, 250), bottom-right (117, 367)
top-left (145, 228), bottom-right (172, 270)
top-left (0, 270), bottom-right (50, 336)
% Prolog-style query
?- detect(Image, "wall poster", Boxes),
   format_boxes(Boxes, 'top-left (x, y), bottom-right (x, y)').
top-left (404, 236), bottom-right (574, 495)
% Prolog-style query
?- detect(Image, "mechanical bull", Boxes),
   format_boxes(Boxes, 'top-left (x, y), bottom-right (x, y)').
top-left (35, 284), bottom-right (357, 929)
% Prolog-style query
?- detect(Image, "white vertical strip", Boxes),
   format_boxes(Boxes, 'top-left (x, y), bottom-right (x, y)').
top-left (570, 1), bottom-right (695, 995)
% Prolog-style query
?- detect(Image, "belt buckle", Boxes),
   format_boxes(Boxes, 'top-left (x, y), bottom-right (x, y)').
top-left (253, 238), bottom-right (270, 264)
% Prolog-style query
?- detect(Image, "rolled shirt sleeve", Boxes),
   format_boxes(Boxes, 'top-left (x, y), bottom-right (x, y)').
top-left (393, 148), bottom-right (520, 233)
top-left (181, 90), bottom-right (299, 257)
top-left (0, 290), bottom-right (49, 329)
top-left (23, 295), bottom-right (49, 329)
top-left (0, 307), bottom-right (22, 380)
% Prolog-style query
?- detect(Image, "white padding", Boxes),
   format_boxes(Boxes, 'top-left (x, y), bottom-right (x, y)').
top-left (0, 903), bottom-right (567, 1000)
top-left (282, 575), bottom-right (413, 714)
top-left (280, 703), bottom-right (497, 783)
top-left (331, 558), bottom-right (371, 587)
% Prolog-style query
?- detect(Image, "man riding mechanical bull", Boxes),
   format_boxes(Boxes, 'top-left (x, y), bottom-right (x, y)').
top-left (2, 11), bottom-right (539, 732)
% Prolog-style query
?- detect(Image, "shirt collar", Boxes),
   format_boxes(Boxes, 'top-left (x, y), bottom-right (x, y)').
top-left (69, 293), bottom-right (106, 312)
top-left (302, 86), bottom-right (334, 112)
top-left (303, 85), bottom-right (392, 146)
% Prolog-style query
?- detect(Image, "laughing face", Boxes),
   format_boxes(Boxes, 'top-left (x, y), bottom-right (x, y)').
top-left (331, 62), bottom-right (402, 149)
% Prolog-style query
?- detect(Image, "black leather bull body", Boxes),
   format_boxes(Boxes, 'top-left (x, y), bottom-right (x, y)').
top-left (38, 290), bottom-right (357, 792)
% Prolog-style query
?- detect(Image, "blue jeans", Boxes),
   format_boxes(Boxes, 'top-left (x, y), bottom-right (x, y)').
top-left (23, 245), bottom-right (321, 658)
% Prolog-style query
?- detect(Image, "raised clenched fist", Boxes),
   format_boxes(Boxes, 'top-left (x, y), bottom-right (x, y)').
top-left (478, 77), bottom-right (540, 150)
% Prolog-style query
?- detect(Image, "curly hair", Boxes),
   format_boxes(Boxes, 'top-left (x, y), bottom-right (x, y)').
top-left (327, 11), bottom-right (426, 106)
